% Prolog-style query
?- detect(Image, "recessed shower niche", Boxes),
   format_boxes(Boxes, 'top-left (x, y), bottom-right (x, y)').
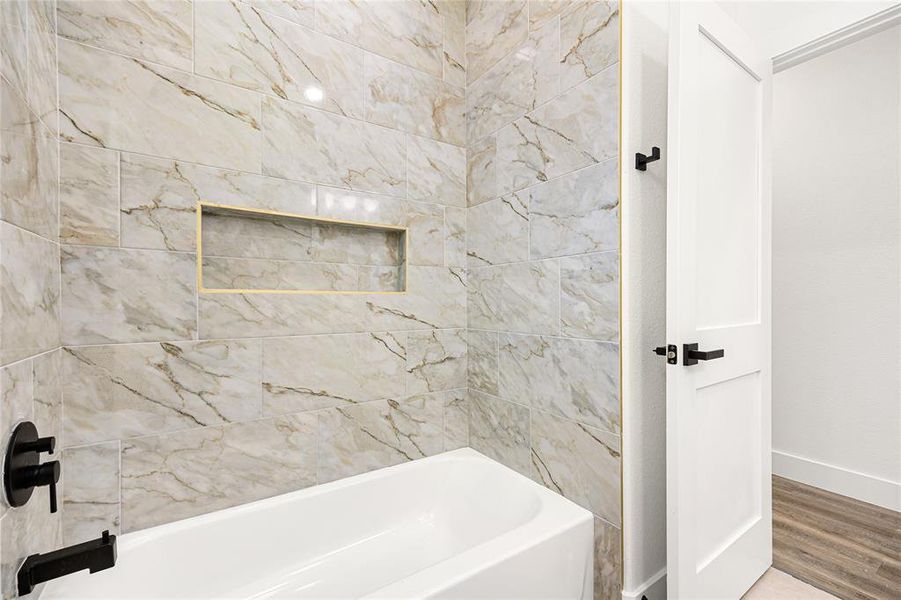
top-left (197, 203), bottom-right (407, 293)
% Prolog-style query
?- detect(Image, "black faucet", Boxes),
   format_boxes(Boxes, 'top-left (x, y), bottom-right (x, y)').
top-left (18, 530), bottom-right (117, 596)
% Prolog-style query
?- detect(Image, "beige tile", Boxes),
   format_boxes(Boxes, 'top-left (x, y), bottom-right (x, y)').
top-left (467, 329), bottom-right (498, 396)
top-left (561, 252), bottom-right (619, 341)
top-left (244, 0), bottom-right (314, 27)
top-left (594, 516), bottom-right (623, 600)
top-left (466, 134), bottom-right (497, 207)
top-left (467, 191), bottom-right (529, 267)
top-left (445, 206), bottom-right (466, 268)
top-left (406, 328), bottom-right (467, 394)
top-left (59, 143), bottom-right (119, 246)
top-left (468, 390), bottom-right (530, 476)
top-left (468, 260), bottom-right (560, 334)
top-left (407, 135), bottom-right (466, 207)
top-left (444, 389), bottom-right (469, 451)
top-left (32, 349), bottom-right (62, 444)
top-left (61, 442), bottom-right (120, 545)
top-left (466, 0), bottom-right (528, 84)
top-left (560, 0), bottom-right (619, 91)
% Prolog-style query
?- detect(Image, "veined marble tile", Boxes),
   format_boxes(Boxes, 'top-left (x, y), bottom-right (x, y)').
top-left (358, 265), bottom-right (403, 292)
top-left (466, 17), bottom-right (559, 144)
top-left (560, 0), bottom-right (619, 91)
top-left (243, 0), bottom-right (314, 27)
top-left (445, 389), bottom-right (468, 450)
top-left (26, 3), bottom-right (58, 135)
top-left (202, 257), bottom-right (361, 292)
top-left (62, 340), bottom-right (262, 446)
top-left (0, 222), bottom-right (60, 365)
top-left (468, 390), bottom-right (530, 476)
top-left (499, 334), bottom-right (620, 433)
top-left (0, 0), bottom-right (27, 98)
top-left (120, 154), bottom-right (316, 253)
top-left (263, 332), bottom-right (406, 416)
top-left (61, 442), bottom-right (120, 545)
top-left (202, 212), bottom-right (314, 262)
top-left (121, 414), bottom-right (317, 531)
top-left (33, 349), bottom-right (62, 444)
top-left (467, 191), bottom-right (529, 267)
top-left (312, 219), bottom-right (402, 268)
top-left (468, 260), bottom-right (559, 334)
top-left (445, 206), bottom-right (466, 268)
top-left (58, 0), bottom-right (192, 71)
top-left (466, 134), bottom-right (497, 207)
top-left (1, 76), bottom-right (58, 241)
top-left (316, 0), bottom-right (443, 78)
top-left (466, 0), bottom-right (528, 84)
top-left (528, 0), bottom-right (582, 28)
top-left (60, 246), bottom-right (196, 345)
top-left (195, 1), bottom-right (363, 118)
top-left (443, 4), bottom-right (466, 87)
top-left (0, 360), bottom-right (33, 447)
top-left (529, 160), bottom-right (619, 259)
top-left (404, 201), bottom-right (445, 267)
top-left (561, 252), bottom-right (619, 341)
top-left (406, 328), bottom-right (466, 394)
top-left (59, 143), bottom-right (119, 246)
top-left (467, 329), bottom-right (498, 396)
top-left (262, 98), bottom-right (405, 197)
top-left (59, 39), bottom-right (261, 173)
top-left (199, 265), bottom-right (466, 339)
top-left (496, 66), bottom-right (618, 193)
top-left (530, 409), bottom-right (621, 524)
top-left (594, 516), bottom-right (623, 600)
top-left (318, 393), bottom-right (444, 482)
top-left (364, 53), bottom-right (464, 147)
top-left (407, 135), bottom-right (466, 207)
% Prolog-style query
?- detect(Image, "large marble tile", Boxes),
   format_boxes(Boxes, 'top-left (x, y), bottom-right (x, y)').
top-left (200, 265), bottom-right (466, 339)
top-left (529, 160), bottom-right (619, 259)
top-left (120, 154), bottom-right (316, 253)
top-left (63, 340), bottom-right (262, 446)
top-left (466, 0), bottom-right (528, 84)
top-left (0, 0), bottom-right (28, 99)
top-left (60, 246), bottom-right (196, 345)
top-left (0, 222), bottom-right (60, 365)
top-left (528, 0), bottom-right (581, 28)
top-left (263, 332), bottom-right (406, 416)
top-left (262, 98), bottom-right (405, 197)
top-left (466, 134), bottom-right (497, 207)
top-left (32, 349), bottom-right (62, 444)
top-left (1, 479), bottom-right (62, 599)
top-left (444, 206), bottom-right (466, 268)
top-left (59, 39), bottom-right (261, 173)
top-left (468, 260), bottom-right (559, 334)
top-left (58, 0), bottom-right (192, 71)
top-left (316, 0), bottom-right (443, 78)
top-left (467, 329), bottom-right (498, 396)
top-left (364, 53), bottom-right (464, 147)
top-left (25, 0), bottom-right (58, 135)
top-left (530, 410), bottom-right (621, 524)
top-left (0, 360), bottom-right (33, 448)
top-left (561, 252), bottom-right (619, 341)
top-left (466, 17), bottom-right (558, 143)
top-left (407, 135), bottom-right (466, 207)
top-left (1, 76), bottom-right (58, 241)
top-left (595, 517), bottom-right (623, 600)
top-left (195, 1), bottom-right (363, 118)
top-left (499, 334), bottom-right (620, 434)
top-left (59, 143), bottom-right (119, 246)
top-left (496, 66), bottom-right (618, 193)
top-left (318, 393), bottom-right (444, 482)
top-left (442, 3), bottom-right (466, 87)
top-left (121, 414), bottom-right (317, 531)
top-left (201, 211), bottom-right (315, 262)
top-left (467, 191), bottom-right (529, 267)
top-left (444, 389), bottom-right (469, 450)
top-left (202, 257), bottom-right (362, 292)
top-left (406, 328), bottom-right (466, 394)
top-left (244, 0), bottom-right (314, 27)
top-left (560, 0), bottom-right (619, 91)
top-left (61, 442), bottom-right (120, 545)
top-left (468, 390), bottom-right (530, 476)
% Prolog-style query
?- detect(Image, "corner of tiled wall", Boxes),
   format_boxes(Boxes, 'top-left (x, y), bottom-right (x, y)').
top-left (0, 0), bottom-right (64, 597)
top-left (463, 1), bottom-right (623, 599)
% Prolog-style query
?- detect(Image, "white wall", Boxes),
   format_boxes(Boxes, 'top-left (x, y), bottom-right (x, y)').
top-left (772, 24), bottom-right (901, 510)
top-left (621, 2), bottom-right (669, 599)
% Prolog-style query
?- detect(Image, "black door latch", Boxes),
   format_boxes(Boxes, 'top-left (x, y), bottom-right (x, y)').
top-left (653, 345), bottom-right (678, 365)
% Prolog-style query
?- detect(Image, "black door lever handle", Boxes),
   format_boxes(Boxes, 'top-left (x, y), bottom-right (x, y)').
top-left (683, 343), bottom-right (725, 366)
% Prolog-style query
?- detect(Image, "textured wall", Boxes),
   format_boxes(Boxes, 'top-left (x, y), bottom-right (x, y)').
top-left (0, 0), bottom-right (64, 597)
top-left (50, 0), bottom-right (469, 550)
top-left (462, 2), bottom-right (622, 599)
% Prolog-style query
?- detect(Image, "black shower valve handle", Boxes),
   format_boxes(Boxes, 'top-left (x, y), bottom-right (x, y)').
top-left (20, 435), bottom-right (56, 456)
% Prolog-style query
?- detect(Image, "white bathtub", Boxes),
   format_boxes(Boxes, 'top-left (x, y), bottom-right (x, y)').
top-left (43, 448), bottom-right (593, 599)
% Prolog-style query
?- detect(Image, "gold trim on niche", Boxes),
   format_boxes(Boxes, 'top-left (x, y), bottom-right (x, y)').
top-left (196, 201), bottom-right (409, 295)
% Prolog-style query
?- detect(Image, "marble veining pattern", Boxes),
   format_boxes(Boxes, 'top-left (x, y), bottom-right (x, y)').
top-left (59, 143), bottom-right (119, 246)
top-left (444, 389), bottom-right (469, 450)
top-left (465, 0), bottom-right (528, 84)
top-left (468, 260), bottom-right (560, 334)
top-left (467, 191), bottom-right (529, 266)
top-left (61, 442), bottom-right (120, 545)
top-left (468, 390), bottom-right (530, 476)
top-left (561, 252), bottom-right (619, 341)
top-left (561, 0), bottom-right (620, 92)
top-left (406, 329), bottom-right (467, 394)
top-left (467, 329), bottom-right (499, 396)
top-left (244, 0), bottom-right (314, 28)
top-left (407, 135), bottom-right (466, 207)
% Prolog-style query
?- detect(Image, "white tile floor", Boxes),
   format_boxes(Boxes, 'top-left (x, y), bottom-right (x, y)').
top-left (743, 568), bottom-right (839, 600)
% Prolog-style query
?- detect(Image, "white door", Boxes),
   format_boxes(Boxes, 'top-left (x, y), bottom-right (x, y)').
top-left (666, 2), bottom-right (772, 598)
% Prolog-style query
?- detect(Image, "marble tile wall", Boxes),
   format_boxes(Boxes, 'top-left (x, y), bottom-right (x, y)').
top-left (463, 2), bottom-right (622, 599)
top-left (0, 1), bottom-right (63, 597)
top-left (47, 0), bottom-right (474, 565)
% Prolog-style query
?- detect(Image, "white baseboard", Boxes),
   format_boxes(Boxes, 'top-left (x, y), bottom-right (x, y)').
top-left (622, 568), bottom-right (666, 600)
top-left (773, 450), bottom-right (901, 512)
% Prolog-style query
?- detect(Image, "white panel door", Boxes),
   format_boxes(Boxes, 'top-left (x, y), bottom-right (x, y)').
top-left (666, 2), bottom-right (772, 598)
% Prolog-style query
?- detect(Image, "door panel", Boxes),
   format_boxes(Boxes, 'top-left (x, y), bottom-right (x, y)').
top-left (666, 2), bottom-right (772, 598)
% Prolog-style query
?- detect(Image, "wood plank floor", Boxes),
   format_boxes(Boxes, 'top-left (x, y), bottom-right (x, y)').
top-left (773, 476), bottom-right (901, 600)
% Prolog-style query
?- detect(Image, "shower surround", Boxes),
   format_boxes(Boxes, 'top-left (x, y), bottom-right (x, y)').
top-left (0, 1), bottom-right (621, 598)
